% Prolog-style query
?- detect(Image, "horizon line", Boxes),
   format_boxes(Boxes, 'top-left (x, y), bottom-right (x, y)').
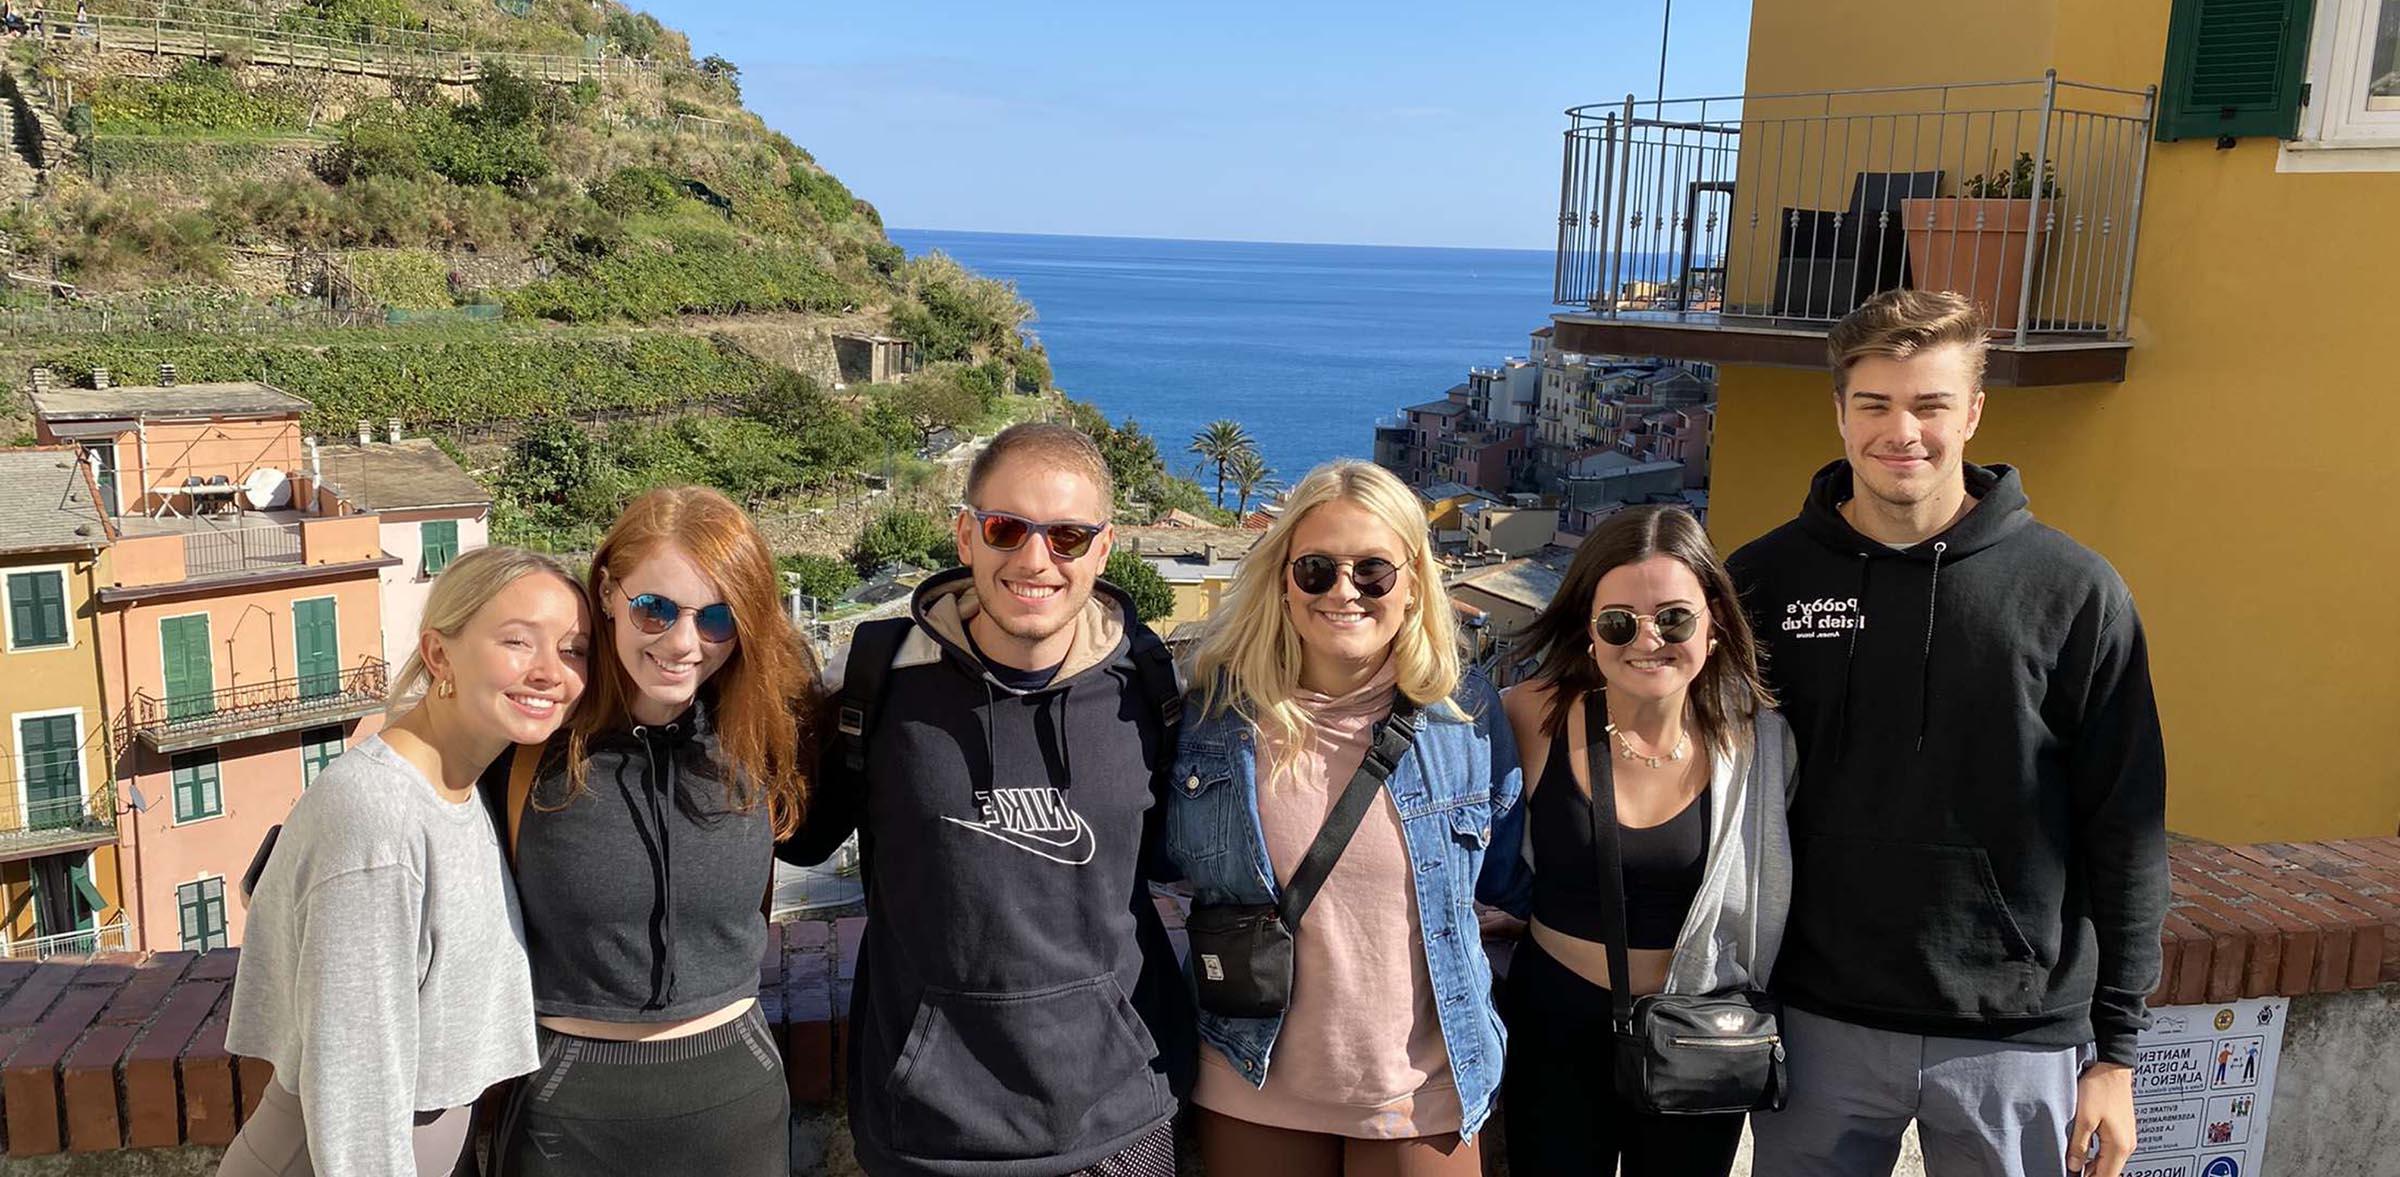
top-left (889, 225), bottom-right (1557, 254)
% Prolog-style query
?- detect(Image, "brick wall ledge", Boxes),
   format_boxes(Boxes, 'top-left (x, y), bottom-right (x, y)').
top-left (0, 837), bottom-right (2393, 1157)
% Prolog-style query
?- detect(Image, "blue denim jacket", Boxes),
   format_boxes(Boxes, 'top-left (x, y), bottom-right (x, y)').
top-left (1161, 670), bottom-right (1523, 1138)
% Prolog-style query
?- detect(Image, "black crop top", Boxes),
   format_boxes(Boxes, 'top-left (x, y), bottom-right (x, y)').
top-left (1527, 742), bottom-right (1709, 950)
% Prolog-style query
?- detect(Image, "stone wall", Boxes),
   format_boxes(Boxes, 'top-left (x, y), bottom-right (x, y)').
top-left (0, 837), bottom-right (2387, 1175)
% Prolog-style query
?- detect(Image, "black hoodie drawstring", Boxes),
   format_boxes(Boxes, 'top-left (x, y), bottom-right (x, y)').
top-left (1915, 541), bottom-right (1947, 752)
top-left (620, 721), bottom-right (684, 1012)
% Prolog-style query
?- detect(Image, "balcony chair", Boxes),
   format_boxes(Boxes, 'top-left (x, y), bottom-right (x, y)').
top-left (1772, 169), bottom-right (1943, 319)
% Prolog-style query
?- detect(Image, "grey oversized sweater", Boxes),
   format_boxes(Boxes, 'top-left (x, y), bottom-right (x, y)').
top-left (226, 735), bottom-right (537, 1175)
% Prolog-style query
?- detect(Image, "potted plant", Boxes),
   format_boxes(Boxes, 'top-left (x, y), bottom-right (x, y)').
top-left (1902, 152), bottom-right (2058, 334)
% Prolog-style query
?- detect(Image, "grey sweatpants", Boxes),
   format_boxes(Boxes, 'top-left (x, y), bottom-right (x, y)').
top-left (1751, 1007), bottom-right (2090, 1177)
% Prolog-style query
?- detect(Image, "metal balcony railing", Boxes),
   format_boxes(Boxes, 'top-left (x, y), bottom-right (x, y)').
top-left (1, 919), bottom-right (131, 962)
top-left (178, 524), bottom-right (304, 578)
top-left (132, 658), bottom-right (388, 751)
top-left (1557, 72), bottom-right (2156, 345)
top-left (0, 783), bottom-right (119, 858)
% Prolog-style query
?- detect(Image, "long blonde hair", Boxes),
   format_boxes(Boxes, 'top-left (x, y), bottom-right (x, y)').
top-left (389, 545), bottom-right (583, 707)
top-left (1186, 460), bottom-right (1462, 756)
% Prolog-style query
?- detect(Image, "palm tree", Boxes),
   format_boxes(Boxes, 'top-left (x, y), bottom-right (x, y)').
top-left (1228, 449), bottom-right (1274, 516)
top-left (1189, 419), bottom-right (1254, 510)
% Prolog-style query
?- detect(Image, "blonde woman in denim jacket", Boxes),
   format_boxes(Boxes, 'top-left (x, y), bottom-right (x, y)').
top-left (1163, 460), bottom-right (1522, 1177)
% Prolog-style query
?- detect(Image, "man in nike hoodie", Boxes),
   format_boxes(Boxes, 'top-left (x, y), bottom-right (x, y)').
top-left (1729, 292), bottom-right (2166, 1177)
top-left (782, 423), bottom-right (1194, 1177)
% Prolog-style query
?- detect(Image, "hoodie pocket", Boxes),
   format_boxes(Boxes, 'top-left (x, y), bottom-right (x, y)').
top-left (1792, 835), bottom-right (2041, 1018)
top-left (884, 974), bottom-right (1163, 1161)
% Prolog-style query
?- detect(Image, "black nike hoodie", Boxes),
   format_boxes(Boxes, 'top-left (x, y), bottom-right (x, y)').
top-left (1727, 460), bottom-right (2167, 1066)
top-left (781, 568), bottom-right (1194, 1176)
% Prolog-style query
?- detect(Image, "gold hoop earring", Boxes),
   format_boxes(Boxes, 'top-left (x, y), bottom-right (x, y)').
top-left (436, 677), bottom-right (456, 699)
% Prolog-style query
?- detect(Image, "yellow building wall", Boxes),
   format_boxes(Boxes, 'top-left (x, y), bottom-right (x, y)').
top-left (0, 553), bottom-right (130, 944)
top-left (1713, 0), bottom-right (2400, 842)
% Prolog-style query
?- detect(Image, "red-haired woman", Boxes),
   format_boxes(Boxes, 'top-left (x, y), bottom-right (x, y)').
top-left (491, 486), bottom-right (817, 1176)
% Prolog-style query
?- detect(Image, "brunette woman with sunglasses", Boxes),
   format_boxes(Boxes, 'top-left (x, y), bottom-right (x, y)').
top-left (1482, 505), bottom-right (1792, 1176)
top-left (1166, 460), bottom-right (1521, 1176)
top-left (488, 486), bottom-right (817, 1176)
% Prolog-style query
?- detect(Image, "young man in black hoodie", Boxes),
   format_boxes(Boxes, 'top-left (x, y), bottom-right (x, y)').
top-left (783, 423), bottom-right (1193, 1177)
top-left (1731, 291), bottom-right (2166, 1177)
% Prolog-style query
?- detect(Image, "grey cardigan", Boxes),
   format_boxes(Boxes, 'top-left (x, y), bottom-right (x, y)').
top-left (1495, 706), bottom-right (1795, 997)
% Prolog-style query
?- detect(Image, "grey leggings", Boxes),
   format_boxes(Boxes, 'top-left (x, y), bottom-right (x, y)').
top-left (216, 1079), bottom-right (472, 1177)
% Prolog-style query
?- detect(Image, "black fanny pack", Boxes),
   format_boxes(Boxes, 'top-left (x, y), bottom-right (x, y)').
top-left (1187, 701), bottom-right (1419, 1019)
top-left (1583, 693), bottom-right (1787, 1115)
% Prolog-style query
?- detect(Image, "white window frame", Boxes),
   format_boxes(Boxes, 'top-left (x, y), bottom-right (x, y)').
top-left (2282, 0), bottom-right (2400, 171)
top-left (10, 706), bottom-right (89, 831)
top-left (168, 747), bottom-right (224, 827)
top-left (3, 564), bottom-right (75, 653)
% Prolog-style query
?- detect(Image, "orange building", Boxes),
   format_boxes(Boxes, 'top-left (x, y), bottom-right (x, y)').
top-left (32, 376), bottom-right (397, 951)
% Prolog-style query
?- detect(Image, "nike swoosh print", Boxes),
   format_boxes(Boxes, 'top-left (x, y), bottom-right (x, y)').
top-left (939, 811), bottom-right (1098, 865)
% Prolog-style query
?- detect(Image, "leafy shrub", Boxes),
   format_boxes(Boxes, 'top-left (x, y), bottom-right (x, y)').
top-left (788, 166), bottom-right (855, 224)
top-left (605, 9), bottom-right (664, 57)
top-left (780, 554), bottom-right (859, 605)
top-left (893, 252), bottom-right (1031, 363)
top-left (1014, 347), bottom-right (1052, 392)
top-left (865, 241), bottom-right (904, 277)
top-left (590, 166), bottom-right (680, 217)
top-left (849, 509), bottom-right (955, 576)
top-left (1104, 550), bottom-right (1176, 624)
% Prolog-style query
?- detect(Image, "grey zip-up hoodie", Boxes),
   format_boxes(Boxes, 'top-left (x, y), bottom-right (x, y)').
top-left (780, 569), bottom-right (1194, 1177)
top-left (1487, 705), bottom-right (1796, 997)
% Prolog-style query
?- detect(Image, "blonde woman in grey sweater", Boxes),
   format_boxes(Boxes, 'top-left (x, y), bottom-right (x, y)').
top-left (223, 547), bottom-right (590, 1177)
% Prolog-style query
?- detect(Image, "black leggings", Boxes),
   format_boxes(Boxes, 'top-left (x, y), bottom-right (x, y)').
top-left (1501, 938), bottom-right (1745, 1177)
top-left (498, 1005), bottom-right (789, 1177)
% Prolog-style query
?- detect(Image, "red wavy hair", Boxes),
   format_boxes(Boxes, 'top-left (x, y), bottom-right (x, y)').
top-left (567, 486), bottom-right (815, 837)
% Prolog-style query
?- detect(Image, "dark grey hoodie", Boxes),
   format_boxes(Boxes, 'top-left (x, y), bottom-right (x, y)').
top-left (781, 568), bottom-right (1194, 1177)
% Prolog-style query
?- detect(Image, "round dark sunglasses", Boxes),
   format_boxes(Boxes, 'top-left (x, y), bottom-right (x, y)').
top-left (968, 509), bottom-right (1105, 561)
top-left (1288, 554), bottom-right (1402, 599)
top-left (1591, 606), bottom-right (1701, 647)
top-left (620, 590), bottom-right (738, 644)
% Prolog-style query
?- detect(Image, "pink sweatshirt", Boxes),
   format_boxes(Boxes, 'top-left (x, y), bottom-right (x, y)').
top-left (1193, 662), bottom-right (1461, 1138)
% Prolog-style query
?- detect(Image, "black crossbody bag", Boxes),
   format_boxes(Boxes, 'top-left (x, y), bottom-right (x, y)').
top-left (1186, 701), bottom-right (1420, 1019)
top-left (1585, 696), bottom-right (1788, 1114)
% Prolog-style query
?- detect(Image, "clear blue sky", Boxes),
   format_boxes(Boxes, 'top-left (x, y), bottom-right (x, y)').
top-left (649, 1), bottom-right (1753, 250)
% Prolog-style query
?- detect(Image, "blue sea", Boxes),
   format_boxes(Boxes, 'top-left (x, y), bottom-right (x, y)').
top-left (887, 229), bottom-right (1558, 499)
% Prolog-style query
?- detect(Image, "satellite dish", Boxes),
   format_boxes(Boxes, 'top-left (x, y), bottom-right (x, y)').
top-left (242, 468), bottom-right (292, 510)
top-left (124, 783), bottom-right (150, 814)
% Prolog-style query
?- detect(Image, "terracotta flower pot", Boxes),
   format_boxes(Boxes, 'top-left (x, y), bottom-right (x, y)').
top-left (1900, 197), bottom-right (2051, 334)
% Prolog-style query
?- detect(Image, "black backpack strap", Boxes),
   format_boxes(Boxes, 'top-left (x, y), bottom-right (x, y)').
top-left (835, 618), bottom-right (914, 775)
top-left (1125, 626), bottom-right (1184, 759)
top-left (239, 825), bottom-right (282, 901)
top-left (1277, 698), bottom-right (1420, 931)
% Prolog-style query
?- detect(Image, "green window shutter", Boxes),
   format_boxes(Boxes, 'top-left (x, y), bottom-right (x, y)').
top-left (302, 725), bottom-right (345, 786)
top-left (422, 520), bottom-right (460, 577)
top-left (2158, 0), bottom-right (2318, 142)
top-left (172, 750), bottom-right (221, 822)
top-left (7, 571), bottom-right (66, 648)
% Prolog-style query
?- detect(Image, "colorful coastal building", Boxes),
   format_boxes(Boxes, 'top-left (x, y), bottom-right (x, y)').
top-left (31, 376), bottom-right (397, 951)
top-left (1549, 0), bottom-right (2400, 839)
top-left (314, 434), bottom-right (494, 664)
top-left (0, 449), bottom-right (126, 960)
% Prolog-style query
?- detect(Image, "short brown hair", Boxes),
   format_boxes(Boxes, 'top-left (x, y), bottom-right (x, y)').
top-left (1827, 289), bottom-right (1990, 396)
top-left (965, 422), bottom-right (1115, 519)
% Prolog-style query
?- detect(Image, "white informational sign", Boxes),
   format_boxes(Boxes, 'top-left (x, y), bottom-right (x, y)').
top-left (2127, 997), bottom-right (2289, 1177)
